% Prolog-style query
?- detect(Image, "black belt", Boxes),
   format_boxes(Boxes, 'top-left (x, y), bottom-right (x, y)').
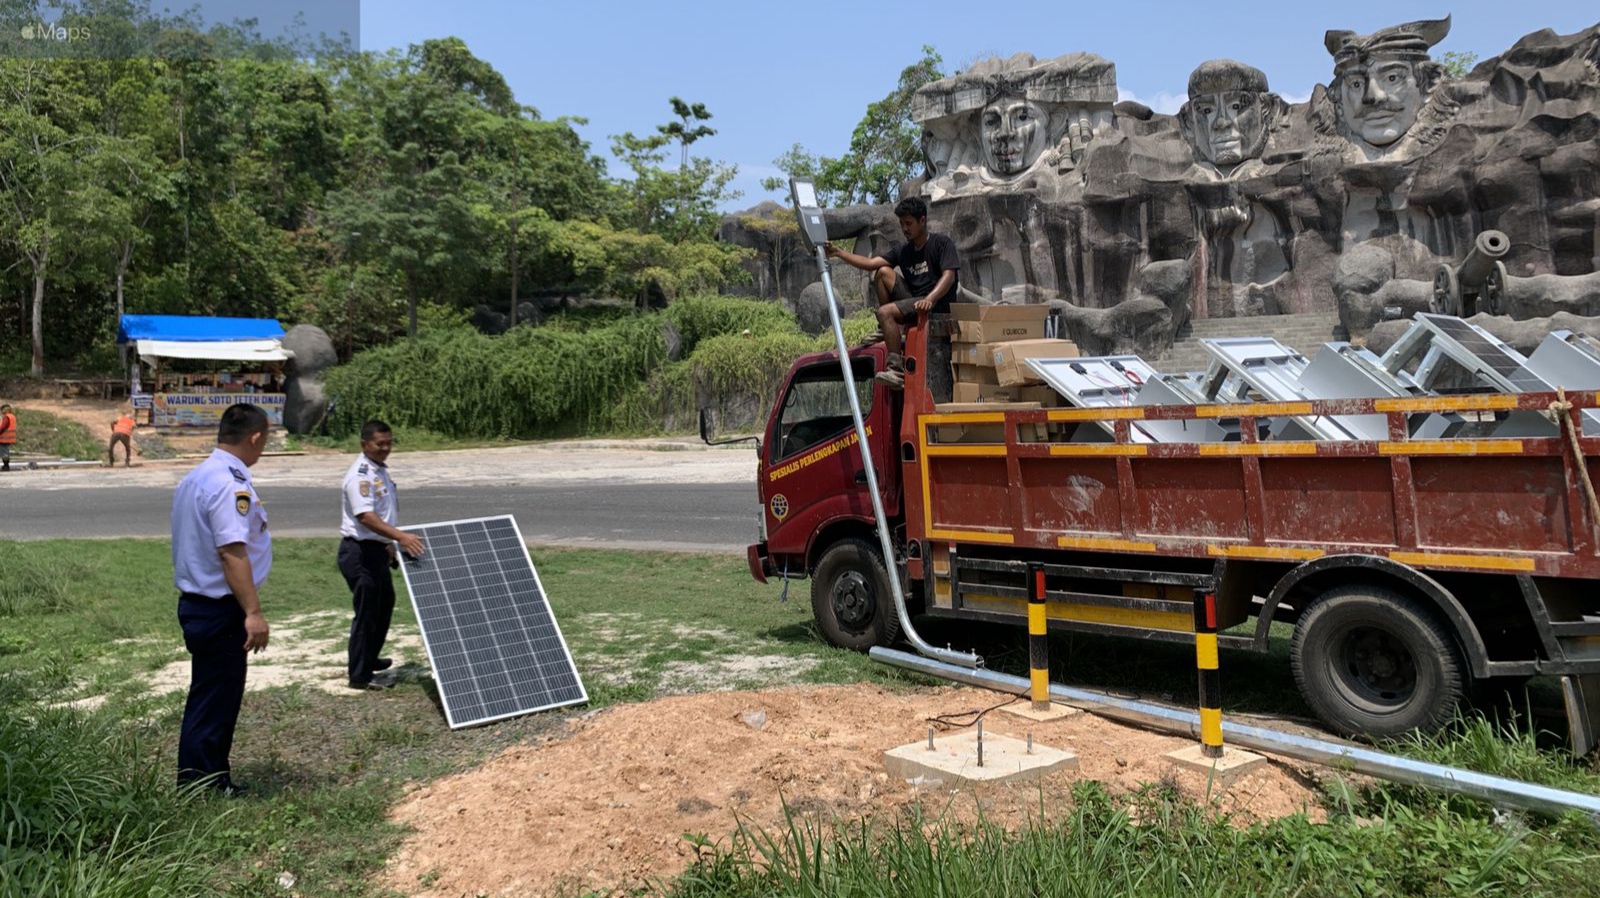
top-left (180, 591), bottom-right (234, 602)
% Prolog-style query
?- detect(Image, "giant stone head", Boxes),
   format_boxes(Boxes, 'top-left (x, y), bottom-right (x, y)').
top-left (1179, 60), bottom-right (1280, 172)
top-left (979, 89), bottom-right (1049, 178)
top-left (1325, 16), bottom-right (1450, 150)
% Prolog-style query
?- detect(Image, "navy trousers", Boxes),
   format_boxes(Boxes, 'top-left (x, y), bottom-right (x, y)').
top-left (339, 538), bottom-right (395, 684)
top-left (176, 594), bottom-right (247, 787)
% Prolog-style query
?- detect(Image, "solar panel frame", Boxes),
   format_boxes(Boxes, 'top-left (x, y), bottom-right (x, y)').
top-left (397, 514), bottom-right (587, 729)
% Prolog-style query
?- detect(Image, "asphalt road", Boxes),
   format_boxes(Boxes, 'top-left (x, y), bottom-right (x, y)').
top-left (0, 482), bottom-right (759, 554)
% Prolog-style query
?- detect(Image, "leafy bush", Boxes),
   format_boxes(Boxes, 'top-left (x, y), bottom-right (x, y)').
top-left (618, 332), bottom-right (818, 434)
top-left (323, 297), bottom-right (883, 440)
top-left (324, 316), bottom-right (669, 439)
top-left (663, 295), bottom-right (804, 355)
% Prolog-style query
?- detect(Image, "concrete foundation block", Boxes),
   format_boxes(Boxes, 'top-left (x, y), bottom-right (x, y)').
top-left (1164, 743), bottom-right (1268, 786)
top-left (883, 730), bottom-right (1078, 788)
top-left (1001, 702), bottom-right (1082, 722)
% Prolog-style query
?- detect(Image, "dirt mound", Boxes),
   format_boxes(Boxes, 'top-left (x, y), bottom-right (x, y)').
top-left (384, 684), bottom-right (1327, 897)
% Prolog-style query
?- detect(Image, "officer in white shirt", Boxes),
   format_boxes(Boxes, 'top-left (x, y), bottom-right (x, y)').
top-left (339, 419), bottom-right (425, 690)
top-left (170, 403), bottom-right (272, 795)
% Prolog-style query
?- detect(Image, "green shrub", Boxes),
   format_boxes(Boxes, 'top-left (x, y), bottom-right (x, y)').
top-left (663, 295), bottom-right (802, 355)
top-left (324, 316), bottom-right (668, 439)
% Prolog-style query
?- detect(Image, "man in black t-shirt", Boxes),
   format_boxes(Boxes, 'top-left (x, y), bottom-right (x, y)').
top-left (825, 196), bottom-right (960, 389)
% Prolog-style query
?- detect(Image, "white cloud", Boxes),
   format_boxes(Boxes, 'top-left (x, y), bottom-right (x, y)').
top-left (1280, 89), bottom-right (1313, 106)
top-left (1116, 88), bottom-right (1186, 116)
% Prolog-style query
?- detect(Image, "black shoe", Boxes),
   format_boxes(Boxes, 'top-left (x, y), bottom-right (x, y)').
top-left (347, 678), bottom-right (392, 691)
top-left (372, 658), bottom-right (393, 673)
top-left (214, 780), bottom-right (250, 798)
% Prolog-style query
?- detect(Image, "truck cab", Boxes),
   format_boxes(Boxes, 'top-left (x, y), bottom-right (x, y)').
top-left (747, 341), bottom-right (908, 648)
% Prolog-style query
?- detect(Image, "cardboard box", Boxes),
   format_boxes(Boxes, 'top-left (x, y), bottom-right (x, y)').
top-left (952, 304), bottom-right (1049, 343)
top-left (989, 339), bottom-right (1080, 387)
top-left (952, 382), bottom-right (1063, 405)
top-left (952, 363), bottom-right (999, 385)
top-left (949, 342), bottom-right (993, 367)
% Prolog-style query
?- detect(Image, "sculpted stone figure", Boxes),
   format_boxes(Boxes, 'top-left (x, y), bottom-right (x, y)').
top-left (1178, 60), bottom-right (1284, 177)
top-left (979, 91), bottom-right (1050, 178)
top-left (1324, 16), bottom-right (1450, 158)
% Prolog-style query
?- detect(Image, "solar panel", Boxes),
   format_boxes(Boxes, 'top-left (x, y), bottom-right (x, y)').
top-left (397, 515), bottom-right (587, 729)
top-left (1411, 314), bottom-right (1552, 393)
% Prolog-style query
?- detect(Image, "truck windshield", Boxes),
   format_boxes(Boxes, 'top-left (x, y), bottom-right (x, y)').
top-left (769, 359), bottom-right (875, 464)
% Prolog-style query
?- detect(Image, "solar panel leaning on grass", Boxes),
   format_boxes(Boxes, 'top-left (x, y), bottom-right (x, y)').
top-left (397, 515), bottom-right (587, 728)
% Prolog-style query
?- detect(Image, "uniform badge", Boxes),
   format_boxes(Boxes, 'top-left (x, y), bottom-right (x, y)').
top-left (359, 480), bottom-right (371, 498)
top-left (234, 491), bottom-right (251, 516)
top-left (358, 464), bottom-right (369, 475)
top-left (770, 494), bottom-right (790, 520)
top-left (229, 467), bottom-right (247, 483)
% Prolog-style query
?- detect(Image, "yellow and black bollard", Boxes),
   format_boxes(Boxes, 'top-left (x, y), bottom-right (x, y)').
top-left (1194, 591), bottom-right (1224, 758)
top-left (1028, 562), bottom-right (1050, 711)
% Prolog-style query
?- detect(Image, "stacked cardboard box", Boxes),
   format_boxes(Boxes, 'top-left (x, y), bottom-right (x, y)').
top-left (949, 305), bottom-right (1080, 395)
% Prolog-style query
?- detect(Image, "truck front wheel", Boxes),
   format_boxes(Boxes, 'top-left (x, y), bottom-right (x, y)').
top-left (1290, 585), bottom-right (1467, 739)
top-left (811, 538), bottom-right (903, 651)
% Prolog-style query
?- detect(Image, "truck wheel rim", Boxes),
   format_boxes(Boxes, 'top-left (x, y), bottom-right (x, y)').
top-left (1336, 625), bottom-right (1418, 710)
top-left (831, 571), bottom-right (875, 631)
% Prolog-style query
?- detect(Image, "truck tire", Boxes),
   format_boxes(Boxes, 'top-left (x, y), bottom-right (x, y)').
top-left (1290, 585), bottom-right (1466, 739)
top-left (811, 538), bottom-right (902, 651)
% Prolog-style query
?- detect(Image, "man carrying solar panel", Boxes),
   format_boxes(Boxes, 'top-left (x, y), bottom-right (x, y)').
top-left (338, 420), bottom-right (426, 691)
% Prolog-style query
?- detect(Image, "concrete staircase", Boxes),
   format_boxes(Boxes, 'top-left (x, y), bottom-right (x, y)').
top-left (1150, 312), bottom-right (1346, 374)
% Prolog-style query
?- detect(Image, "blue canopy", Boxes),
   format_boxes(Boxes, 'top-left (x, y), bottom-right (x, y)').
top-left (117, 315), bottom-right (285, 344)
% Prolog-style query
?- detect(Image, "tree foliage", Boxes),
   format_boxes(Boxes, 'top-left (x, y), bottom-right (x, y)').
top-left (762, 46), bottom-right (945, 206)
top-left (0, 2), bottom-right (749, 373)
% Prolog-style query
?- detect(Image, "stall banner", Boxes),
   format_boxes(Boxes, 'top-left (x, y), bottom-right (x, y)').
top-left (153, 393), bottom-right (284, 427)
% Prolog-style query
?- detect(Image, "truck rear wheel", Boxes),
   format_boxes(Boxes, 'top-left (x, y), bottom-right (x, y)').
top-left (1290, 585), bottom-right (1466, 739)
top-left (811, 538), bottom-right (902, 651)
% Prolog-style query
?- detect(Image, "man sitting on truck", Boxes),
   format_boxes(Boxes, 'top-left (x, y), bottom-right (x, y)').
top-left (824, 195), bottom-right (960, 389)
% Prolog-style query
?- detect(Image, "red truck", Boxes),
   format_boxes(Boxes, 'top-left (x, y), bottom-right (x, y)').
top-left (730, 317), bottom-right (1600, 749)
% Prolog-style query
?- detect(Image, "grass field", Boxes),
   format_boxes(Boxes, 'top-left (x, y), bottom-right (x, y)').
top-left (3, 539), bottom-right (1600, 897)
top-left (4, 408), bottom-right (105, 462)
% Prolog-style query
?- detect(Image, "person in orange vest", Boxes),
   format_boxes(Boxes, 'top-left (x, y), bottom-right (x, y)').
top-left (0, 403), bottom-right (15, 472)
top-left (109, 408), bottom-right (136, 468)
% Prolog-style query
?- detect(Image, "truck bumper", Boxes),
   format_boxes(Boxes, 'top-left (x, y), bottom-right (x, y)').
top-left (747, 542), bottom-right (771, 584)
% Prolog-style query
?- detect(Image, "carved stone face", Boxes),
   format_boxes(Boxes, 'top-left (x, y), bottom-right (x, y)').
top-left (1187, 91), bottom-right (1268, 166)
top-left (980, 97), bottom-right (1047, 177)
top-left (1337, 60), bottom-right (1425, 147)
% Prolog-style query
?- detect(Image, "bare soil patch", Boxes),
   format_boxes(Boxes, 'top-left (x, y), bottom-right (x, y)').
top-left (384, 684), bottom-right (1328, 897)
top-left (67, 611), bottom-right (426, 710)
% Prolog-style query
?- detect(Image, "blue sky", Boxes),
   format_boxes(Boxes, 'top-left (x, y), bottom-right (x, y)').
top-left (353, 0), bottom-right (1597, 209)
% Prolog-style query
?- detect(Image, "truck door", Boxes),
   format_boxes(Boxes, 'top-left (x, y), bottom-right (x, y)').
top-left (763, 355), bottom-right (895, 553)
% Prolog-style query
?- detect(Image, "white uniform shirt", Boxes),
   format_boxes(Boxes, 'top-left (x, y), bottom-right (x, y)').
top-left (171, 447), bottom-right (271, 598)
top-left (340, 453), bottom-right (398, 541)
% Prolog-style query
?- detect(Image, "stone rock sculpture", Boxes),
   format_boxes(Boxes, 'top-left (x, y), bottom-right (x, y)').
top-left (1179, 60), bottom-right (1286, 178)
top-left (914, 52), bottom-right (1119, 200)
top-left (281, 324), bottom-right (337, 435)
top-left (727, 15), bottom-right (1600, 356)
top-left (1323, 16), bottom-right (1452, 160)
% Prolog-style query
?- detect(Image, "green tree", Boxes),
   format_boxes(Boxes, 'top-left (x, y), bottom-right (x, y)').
top-left (1441, 51), bottom-right (1478, 78)
top-left (0, 59), bottom-right (106, 374)
top-left (762, 46), bottom-right (944, 205)
top-left (611, 97), bottom-right (741, 245)
top-left (325, 44), bottom-right (492, 336)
